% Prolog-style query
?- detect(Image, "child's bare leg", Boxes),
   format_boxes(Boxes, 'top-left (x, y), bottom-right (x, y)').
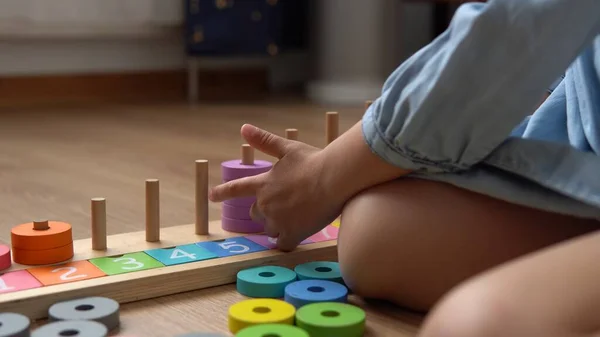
top-left (419, 228), bottom-right (600, 337)
top-left (337, 178), bottom-right (599, 312)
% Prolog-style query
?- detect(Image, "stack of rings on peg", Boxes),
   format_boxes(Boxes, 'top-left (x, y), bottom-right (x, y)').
top-left (10, 220), bottom-right (74, 265)
top-left (220, 144), bottom-right (272, 233)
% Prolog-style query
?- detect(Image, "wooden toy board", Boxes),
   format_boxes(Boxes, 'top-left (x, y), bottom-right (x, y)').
top-left (0, 108), bottom-right (352, 326)
top-left (0, 219), bottom-right (340, 320)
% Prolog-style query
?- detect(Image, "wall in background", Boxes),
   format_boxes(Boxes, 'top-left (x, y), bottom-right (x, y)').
top-left (0, 38), bottom-right (308, 90)
top-left (0, 1), bottom-right (433, 101)
top-left (306, 0), bottom-right (434, 104)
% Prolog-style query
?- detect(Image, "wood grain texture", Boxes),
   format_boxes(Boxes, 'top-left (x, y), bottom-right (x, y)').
top-left (0, 98), bottom-right (422, 336)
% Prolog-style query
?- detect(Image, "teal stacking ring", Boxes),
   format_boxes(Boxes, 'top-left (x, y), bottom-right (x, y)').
top-left (236, 265), bottom-right (297, 298)
top-left (294, 261), bottom-right (344, 284)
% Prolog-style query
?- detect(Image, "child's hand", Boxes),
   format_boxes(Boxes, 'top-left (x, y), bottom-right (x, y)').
top-left (208, 124), bottom-right (344, 251)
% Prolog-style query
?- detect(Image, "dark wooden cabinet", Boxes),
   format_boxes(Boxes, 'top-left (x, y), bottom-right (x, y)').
top-left (184, 0), bottom-right (309, 56)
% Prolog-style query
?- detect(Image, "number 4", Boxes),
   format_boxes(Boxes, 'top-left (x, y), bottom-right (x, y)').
top-left (170, 248), bottom-right (196, 260)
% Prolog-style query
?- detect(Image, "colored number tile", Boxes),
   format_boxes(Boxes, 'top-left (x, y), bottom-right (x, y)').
top-left (331, 218), bottom-right (341, 228)
top-left (0, 270), bottom-right (42, 293)
top-left (28, 260), bottom-right (106, 286)
top-left (245, 235), bottom-right (313, 250)
top-left (196, 237), bottom-right (268, 257)
top-left (89, 252), bottom-right (164, 275)
top-left (145, 243), bottom-right (218, 266)
top-left (307, 225), bottom-right (339, 243)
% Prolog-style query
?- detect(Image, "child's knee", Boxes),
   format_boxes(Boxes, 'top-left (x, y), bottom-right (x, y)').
top-left (336, 186), bottom-right (394, 300)
top-left (418, 281), bottom-right (511, 337)
top-left (418, 276), bottom-right (574, 337)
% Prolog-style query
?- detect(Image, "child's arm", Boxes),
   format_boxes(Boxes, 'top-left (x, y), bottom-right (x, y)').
top-left (210, 0), bottom-right (600, 250)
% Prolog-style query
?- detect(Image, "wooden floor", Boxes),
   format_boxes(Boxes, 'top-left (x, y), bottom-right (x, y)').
top-left (0, 98), bottom-right (424, 336)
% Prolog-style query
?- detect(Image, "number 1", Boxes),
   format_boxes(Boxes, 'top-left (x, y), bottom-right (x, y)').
top-left (0, 277), bottom-right (14, 292)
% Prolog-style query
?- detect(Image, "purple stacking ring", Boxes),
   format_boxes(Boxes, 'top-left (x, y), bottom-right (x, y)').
top-left (222, 202), bottom-right (252, 220)
top-left (224, 196), bottom-right (255, 207)
top-left (221, 159), bottom-right (272, 181)
top-left (221, 216), bottom-right (264, 233)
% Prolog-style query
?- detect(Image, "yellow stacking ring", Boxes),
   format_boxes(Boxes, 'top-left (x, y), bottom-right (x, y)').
top-left (228, 298), bottom-right (296, 333)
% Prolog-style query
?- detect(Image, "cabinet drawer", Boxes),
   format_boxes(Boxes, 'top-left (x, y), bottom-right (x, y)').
top-left (184, 0), bottom-right (284, 56)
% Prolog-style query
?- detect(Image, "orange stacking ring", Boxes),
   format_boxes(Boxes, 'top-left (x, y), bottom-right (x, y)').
top-left (11, 243), bottom-right (74, 265)
top-left (11, 220), bottom-right (72, 249)
top-left (11, 220), bottom-right (74, 265)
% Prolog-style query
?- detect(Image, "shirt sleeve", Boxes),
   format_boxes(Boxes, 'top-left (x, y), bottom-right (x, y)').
top-left (362, 0), bottom-right (600, 173)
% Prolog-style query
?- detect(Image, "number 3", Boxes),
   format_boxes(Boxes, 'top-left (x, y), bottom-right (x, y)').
top-left (113, 257), bottom-right (144, 270)
top-left (52, 266), bottom-right (86, 281)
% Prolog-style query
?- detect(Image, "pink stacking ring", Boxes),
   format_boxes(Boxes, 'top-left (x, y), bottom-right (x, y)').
top-left (0, 244), bottom-right (12, 271)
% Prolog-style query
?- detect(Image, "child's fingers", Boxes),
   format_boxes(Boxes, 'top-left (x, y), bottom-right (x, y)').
top-left (241, 124), bottom-right (291, 159)
top-left (208, 175), bottom-right (262, 202)
top-left (275, 232), bottom-right (301, 252)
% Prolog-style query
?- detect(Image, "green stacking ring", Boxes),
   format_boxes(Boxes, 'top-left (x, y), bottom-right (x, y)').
top-left (294, 261), bottom-right (344, 284)
top-left (295, 302), bottom-right (366, 337)
top-left (237, 265), bottom-right (297, 298)
top-left (235, 323), bottom-right (309, 337)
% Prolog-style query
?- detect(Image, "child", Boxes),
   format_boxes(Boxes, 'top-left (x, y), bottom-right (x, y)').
top-left (209, 0), bottom-right (600, 336)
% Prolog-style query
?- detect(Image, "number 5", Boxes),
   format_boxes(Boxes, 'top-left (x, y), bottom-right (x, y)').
top-left (218, 240), bottom-right (249, 253)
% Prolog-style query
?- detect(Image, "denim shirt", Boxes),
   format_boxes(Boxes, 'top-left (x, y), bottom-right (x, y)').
top-left (362, 0), bottom-right (600, 219)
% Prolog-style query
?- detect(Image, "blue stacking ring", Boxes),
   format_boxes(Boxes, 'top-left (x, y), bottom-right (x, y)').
top-left (284, 279), bottom-right (348, 308)
top-left (237, 265), bottom-right (297, 298)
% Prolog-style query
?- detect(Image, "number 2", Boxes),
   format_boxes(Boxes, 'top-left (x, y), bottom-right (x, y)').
top-left (218, 240), bottom-right (249, 253)
top-left (52, 266), bottom-right (86, 281)
top-left (113, 257), bottom-right (144, 270)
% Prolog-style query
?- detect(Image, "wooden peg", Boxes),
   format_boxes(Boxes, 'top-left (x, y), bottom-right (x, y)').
top-left (195, 159), bottom-right (209, 235)
top-left (365, 100), bottom-right (373, 109)
top-left (285, 128), bottom-right (298, 140)
top-left (241, 144), bottom-right (254, 165)
top-left (145, 179), bottom-right (160, 242)
top-left (326, 111), bottom-right (339, 145)
top-left (33, 220), bottom-right (49, 231)
top-left (91, 197), bottom-right (107, 250)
